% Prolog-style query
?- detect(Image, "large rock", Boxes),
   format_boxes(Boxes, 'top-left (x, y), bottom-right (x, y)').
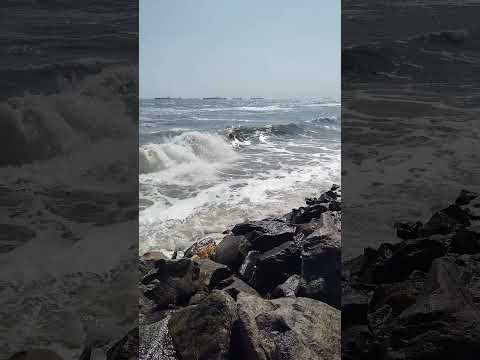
top-left (376, 256), bottom-right (480, 359)
top-left (107, 327), bottom-right (138, 360)
top-left (215, 276), bottom-right (260, 299)
top-left (140, 316), bottom-right (177, 360)
top-left (233, 294), bottom-right (341, 360)
top-left (231, 220), bottom-right (295, 252)
top-left (197, 258), bottom-right (231, 290)
top-left (341, 282), bottom-right (372, 328)
top-left (450, 225), bottom-right (480, 254)
top-left (297, 212), bottom-right (341, 307)
top-left (184, 238), bottom-right (216, 259)
top-left (142, 258), bottom-right (200, 309)
top-left (271, 274), bottom-right (300, 298)
top-left (341, 325), bottom-right (378, 360)
top-left (290, 204), bottom-right (329, 224)
top-left (254, 241), bottom-right (301, 295)
top-left (168, 291), bottom-right (238, 360)
top-left (238, 250), bottom-right (260, 285)
top-left (214, 235), bottom-right (250, 270)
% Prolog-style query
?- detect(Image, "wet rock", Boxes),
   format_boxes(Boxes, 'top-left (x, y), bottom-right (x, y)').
top-left (297, 213), bottom-right (341, 307)
top-left (215, 276), bottom-right (260, 299)
top-left (341, 282), bottom-right (372, 328)
top-left (142, 258), bottom-right (200, 309)
top-left (197, 258), bottom-right (231, 290)
top-left (168, 291), bottom-right (237, 360)
top-left (238, 250), bottom-right (261, 285)
top-left (455, 189), bottom-right (479, 206)
top-left (184, 238), bottom-right (216, 259)
top-left (376, 256), bottom-right (480, 359)
top-left (394, 221), bottom-right (423, 240)
top-left (254, 241), bottom-right (301, 295)
top-left (0, 224), bottom-right (36, 253)
top-left (214, 234), bottom-right (250, 270)
top-left (342, 325), bottom-right (378, 360)
top-left (271, 274), bottom-right (300, 298)
top-left (291, 204), bottom-right (329, 224)
top-left (450, 225), bottom-right (480, 254)
top-left (359, 238), bottom-right (446, 284)
top-left (140, 316), bottom-right (177, 360)
top-left (423, 204), bottom-right (470, 235)
top-left (107, 327), bottom-right (138, 360)
top-left (232, 220), bottom-right (295, 252)
top-left (233, 294), bottom-right (340, 360)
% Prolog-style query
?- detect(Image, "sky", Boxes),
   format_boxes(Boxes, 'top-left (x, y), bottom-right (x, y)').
top-left (140, 0), bottom-right (340, 99)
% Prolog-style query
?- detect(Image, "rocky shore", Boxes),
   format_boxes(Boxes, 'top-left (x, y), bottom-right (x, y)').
top-left (110, 185), bottom-right (342, 360)
top-left (343, 189), bottom-right (480, 359)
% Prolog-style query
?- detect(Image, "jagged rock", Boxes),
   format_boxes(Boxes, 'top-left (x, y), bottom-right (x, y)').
top-left (184, 238), bottom-right (216, 259)
top-left (215, 276), bottom-right (260, 299)
top-left (291, 204), bottom-right (329, 224)
top-left (375, 256), bottom-right (480, 359)
top-left (197, 258), bottom-right (231, 290)
top-left (188, 291), bottom-right (208, 305)
top-left (142, 258), bottom-right (200, 309)
top-left (271, 274), bottom-right (300, 298)
top-left (233, 294), bottom-right (340, 360)
top-left (107, 327), bottom-right (138, 360)
top-left (359, 237), bottom-right (446, 284)
top-left (238, 250), bottom-right (260, 285)
top-left (450, 225), bottom-right (480, 254)
top-left (341, 282), bottom-right (372, 328)
top-left (254, 241), bottom-right (301, 294)
top-left (168, 291), bottom-right (237, 360)
top-left (342, 325), bottom-right (378, 360)
top-left (423, 204), bottom-right (470, 235)
top-left (394, 221), bottom-right (423, 240)
top-left (140, 316), bottom-right (177, 360)
top-left (231, 220), bottom-right (295, 252)
top-left (214, 235), bottom-right (250, 270)
top-left (455, 189), bottom-right (479, 205)
top-left (368, 273), bottom-right (425, 316)
top-left (297, 212), bottom-right (341, 307)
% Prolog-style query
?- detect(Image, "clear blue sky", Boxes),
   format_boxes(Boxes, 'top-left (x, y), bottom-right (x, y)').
top-left (140, 0), bottom-right (340, 99)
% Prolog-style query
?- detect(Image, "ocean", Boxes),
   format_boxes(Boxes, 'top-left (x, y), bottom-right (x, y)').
top-left (139, 98), bottom-right (340, 256)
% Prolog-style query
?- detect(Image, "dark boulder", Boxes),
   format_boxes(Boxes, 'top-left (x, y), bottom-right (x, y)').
top-left (254, 241), bottom-right (301, 295)
top-left (168, 291), bottom-right (238, 360)
top-left (455, 189), bottom-right (479, 205)
top-left (341, 325), bottom-right (378, 360)
top-left (450, 225), bottom-right (480, 254)
top-left (291, 204), bottom-right (329, 224)
top-left (238, 250), bottom-right (261, 286)
top-left (215, 276), bottom-right (260, 299)
top-left (423, 204), bottom-right (470, 235)
top-left (232, 220), bottom-right (295, 252)
top-left (197, 258), bottom-right (231, 290)
top-left (394, 221), bottom-right (423, 240)
top-left (107, 327), bottom-right (139, 360)
top-left (341, 282), bottom-right (372, 328)
top-left (214, 235), bottom-right (250, 270)
top-left (142, 258), bottom-right (200, 309)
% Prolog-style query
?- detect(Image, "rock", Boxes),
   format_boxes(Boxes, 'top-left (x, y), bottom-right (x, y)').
top-left (254, 241), bottom-right (301, 295)
top-left (368, 274), bottom-right (425, 316)
top-left (463, 197), bottom-right (480, 220)
top-left (297, 213), bottom-right (341, 307)
top-left (238, 250), bottom-right (261, 285)
top-left (341, 325), bottom-right (378, 360)
top-left (394, 221), bottom-right (423, 240)
top-left (188, 291), bottom-right (208, 305)
top-left (215, 276), bottom-right (260, 299)
top-left (184, 238), bottom-right (217, 259)
top-left (329, 200), bottom-right (341, 211)
top-left (341, 282), bottom-right (372, 328)
top-left (197, 258), bottom-right (231, 290)
top-left (376, 256), bottom-right (480, 359)
top-left (107, 327), bottom-right (138, 360)
top-left (142, 258), bottom-right (200, 309)
top-left (214, 235), bottom-right (250, 270)
top-left (450, 225), bottom-right (480, 254)
top-left (455, 189), bottom-right (479, 205)
top-left (291, 204), bottom-right (329, 224)
top-left (423, 205), bottom-right (470, 235)
top-left (359, 238), bottom-right (446, 284)
top-left (271, 274), bottom-right (300, 298)
top-left (0, 224), bottom-right (36, 253)
top-left (168, 291), bottom-right (238, 360)
top-left (140, 316), bottom-right (177, 360)
top-left (78, 347), bottom-right (91, 360)
top-left (232, 220), bottom-right (295, 252)
top-left (233, 294), bottom-right (340, 360)
top-left (8, 350), bottom-right (63, 360)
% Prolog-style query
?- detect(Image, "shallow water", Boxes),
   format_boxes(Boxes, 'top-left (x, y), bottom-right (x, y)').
top-left (139, 98), bottom-right (340, 255)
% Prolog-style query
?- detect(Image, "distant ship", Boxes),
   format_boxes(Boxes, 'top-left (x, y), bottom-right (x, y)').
top-left (155, 97), bottom-right (181, 100)
top-left (202, 97), bottom-right (227, 100)
top-left (251, 97), bottom-right (265, 100)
